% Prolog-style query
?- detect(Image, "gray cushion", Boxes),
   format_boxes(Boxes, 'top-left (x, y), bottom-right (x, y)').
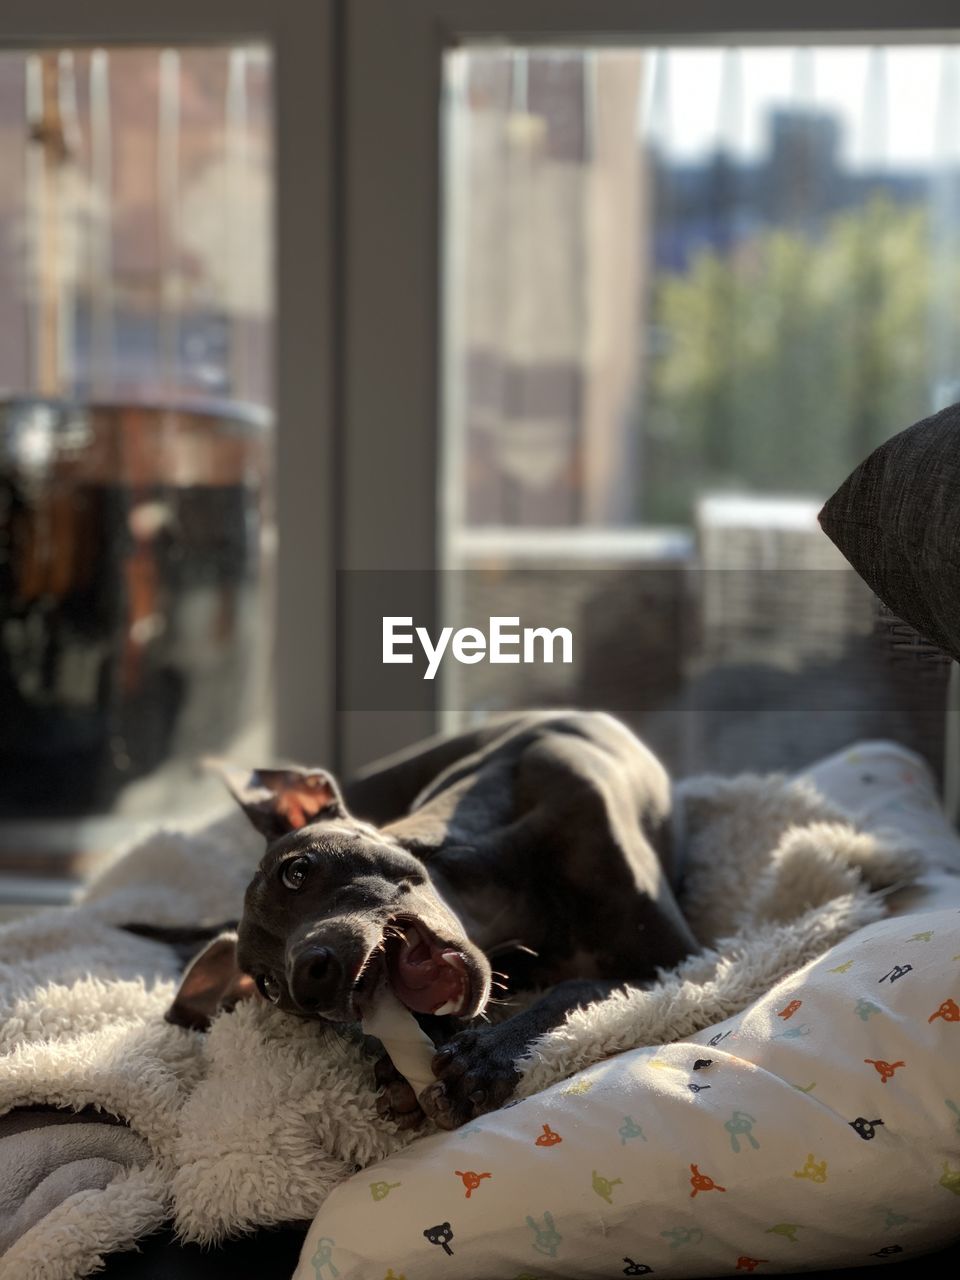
top-left (818, 402), bottom-right (960, 661)
top-left (0, 1110), bottom-right (150, 1254)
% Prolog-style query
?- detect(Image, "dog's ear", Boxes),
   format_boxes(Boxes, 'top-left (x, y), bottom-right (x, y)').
top-left (165, 932), bottom-right (257, 1031)
top-left (211, 763), bottom-right (347, 841)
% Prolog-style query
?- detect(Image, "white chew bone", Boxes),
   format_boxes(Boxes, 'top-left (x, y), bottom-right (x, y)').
top-left (361, 985), bottom-right (437, 1098)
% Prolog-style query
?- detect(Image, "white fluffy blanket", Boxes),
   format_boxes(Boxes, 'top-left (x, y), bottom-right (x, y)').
top-left (0, 775), bottom-right (922, 1280)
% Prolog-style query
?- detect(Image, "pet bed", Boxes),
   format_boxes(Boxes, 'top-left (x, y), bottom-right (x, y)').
top-left (292, 741), bottom-right (960, 1278)
top-left (0, 744), bottom-right (951, 1279)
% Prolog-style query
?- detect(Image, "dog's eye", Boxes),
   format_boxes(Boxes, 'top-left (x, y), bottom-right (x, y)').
top-left (256, 974), bottom-right (282, 1003)
top-left (280, 856), bottom-right (310, 891)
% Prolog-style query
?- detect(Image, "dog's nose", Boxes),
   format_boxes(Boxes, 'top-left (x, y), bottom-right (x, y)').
top-left (290, 946), bottom-right (341, 1012)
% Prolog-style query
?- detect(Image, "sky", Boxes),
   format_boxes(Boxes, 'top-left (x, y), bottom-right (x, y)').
top-left (640, 45), bottom-right (960, 171)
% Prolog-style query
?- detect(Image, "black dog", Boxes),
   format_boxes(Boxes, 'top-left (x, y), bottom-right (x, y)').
top-left (166, 711), bottom-right (697, 1130)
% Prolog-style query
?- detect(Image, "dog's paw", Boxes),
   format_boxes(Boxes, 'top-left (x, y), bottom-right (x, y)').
top-left (373, 1052), bottom-right (426, 1131)
top-left (419, 1027), bottom-right (521, 1130)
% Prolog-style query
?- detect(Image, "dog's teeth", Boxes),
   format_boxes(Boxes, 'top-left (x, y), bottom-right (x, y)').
top-left (402, 926), bottom-right (419, 949)
top-left (433, 998), bottom-right (458, 1016)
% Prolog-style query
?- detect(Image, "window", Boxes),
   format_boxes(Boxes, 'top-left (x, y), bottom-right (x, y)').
top-left (3, 4), bottom-right (955, 889)
top-left (0, 45), bottom-right (273, 887)
top-left (436, 42), bottom-right (955, 777)
top-left (0, 2), bottom-right (336, 899)
top-left (337, 8), bottom-right (959, 778)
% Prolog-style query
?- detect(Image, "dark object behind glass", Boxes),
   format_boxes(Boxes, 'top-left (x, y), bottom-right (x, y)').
top-left (0, 398), bottom-right (270, 822)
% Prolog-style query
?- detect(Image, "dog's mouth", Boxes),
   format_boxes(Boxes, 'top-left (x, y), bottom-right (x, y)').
top-left (364, 920), bottom-right (472, 1017)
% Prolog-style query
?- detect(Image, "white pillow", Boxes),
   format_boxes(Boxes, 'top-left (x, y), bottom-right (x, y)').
top-left (799, 740), bottom-right (960, 874)
top-left (798, 739), bottom-right (960, 916)
top-left (295, 901), bottom-right (960, 1278)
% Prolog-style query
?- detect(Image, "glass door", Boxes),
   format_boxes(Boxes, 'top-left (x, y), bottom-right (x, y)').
top-left (438, 41), bottom-right (958, 780)
top-left (0, 1), bottom-right (337, 901)
top-left (339, 4), bottom-right (958, 780)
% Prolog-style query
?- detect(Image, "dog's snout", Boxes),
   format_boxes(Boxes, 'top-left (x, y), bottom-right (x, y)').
top-left (290, 945), bottom-right (341, 1012)
top-left (304, 947), bottom-right (334, 984)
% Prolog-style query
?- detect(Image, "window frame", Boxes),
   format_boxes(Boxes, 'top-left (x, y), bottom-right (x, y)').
top-left (0, 0), bottom-right (339, 771)
top-left (340, 0), bottom-right (960, 773)
top-left (3, 2), bottom-right (958, 781)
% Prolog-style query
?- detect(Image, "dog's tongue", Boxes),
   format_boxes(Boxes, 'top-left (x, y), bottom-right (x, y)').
top-left (385, 924), bottom-right (467, 1016)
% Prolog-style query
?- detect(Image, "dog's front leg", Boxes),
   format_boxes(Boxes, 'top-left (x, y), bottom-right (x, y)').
top-left (420, 978), bottom-right (624, 1130)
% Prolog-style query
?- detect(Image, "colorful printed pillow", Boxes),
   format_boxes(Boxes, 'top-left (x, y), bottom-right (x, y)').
top-left (293, 902), bottom-right (960, 1279)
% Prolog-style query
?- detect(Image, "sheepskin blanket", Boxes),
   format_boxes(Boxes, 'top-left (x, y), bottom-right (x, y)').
top-left (0, 774), bottom-right (923, 1280)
